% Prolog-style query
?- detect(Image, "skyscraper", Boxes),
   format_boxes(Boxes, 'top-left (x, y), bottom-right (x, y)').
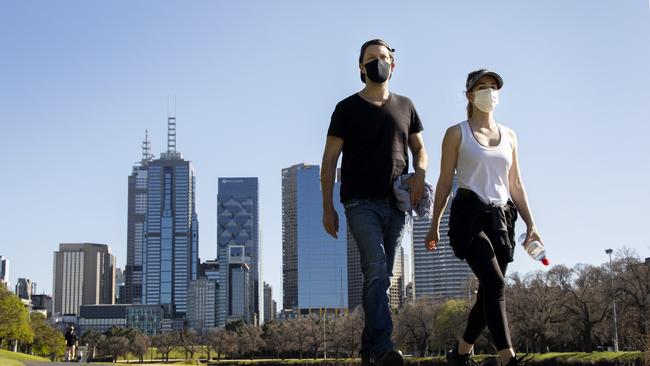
top-left (228, 246), bottom-right (250, 324)
top-left (347, 231), bottom-right (363, 311)
top-left (187, 278), bottom-right (217, 329)
top-left (263, 282), bottom-right (273, 323)
top-left (52, 243), bottom-right (115, 315)
top-left (124, 131), bottom-right (154, 305)
top-left (412, 181), bottom-right (472, 299)
top-left (282, 164), bottom-right (348, 313)
top-left (15, 278), bottom-right (32, 301)
top-left (389, 246), bottom-right (405, 310)
top-left (0, 255), bottom-right (9, 289)
top-left (199, 259), bottom-right (220, 282)
top-left (143, 116), bottom-right (199, 317)
top-left (115, 268), bottom-right (125, 303)
top-left (216, 178), bottom-right (260, 326)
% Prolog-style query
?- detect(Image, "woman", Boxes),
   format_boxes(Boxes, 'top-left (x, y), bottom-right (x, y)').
top-left (425, 69), bottom-right (542, 366)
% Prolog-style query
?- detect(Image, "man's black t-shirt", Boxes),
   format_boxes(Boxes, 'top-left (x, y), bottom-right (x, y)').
top-left (327, 92), bottom-right (423, 203)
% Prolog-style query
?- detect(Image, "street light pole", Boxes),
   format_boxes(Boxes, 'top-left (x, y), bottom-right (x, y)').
top-left (605, 249), bottom-right (619, 352)
top-left (323, 310), bottom-right (327, 359)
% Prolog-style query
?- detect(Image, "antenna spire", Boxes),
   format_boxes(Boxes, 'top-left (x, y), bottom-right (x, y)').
top-left (141, 129), bottom-right (153, 163)
top-left (167, 96), bottom-right (176, 153)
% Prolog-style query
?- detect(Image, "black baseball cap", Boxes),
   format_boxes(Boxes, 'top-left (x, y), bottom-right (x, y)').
top-left (466, 69), bottom-right (503, 91)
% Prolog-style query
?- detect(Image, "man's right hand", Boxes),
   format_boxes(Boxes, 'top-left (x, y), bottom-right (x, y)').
top-left (323, 206), bottom-right (339, 239)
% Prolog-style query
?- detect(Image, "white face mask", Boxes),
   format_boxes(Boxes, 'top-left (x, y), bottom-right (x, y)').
top-left (472, 89), bottom-right (500, 112)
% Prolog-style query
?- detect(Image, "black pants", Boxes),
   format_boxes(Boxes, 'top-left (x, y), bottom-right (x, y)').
top-left (462, 229), bottom-right (513, 351)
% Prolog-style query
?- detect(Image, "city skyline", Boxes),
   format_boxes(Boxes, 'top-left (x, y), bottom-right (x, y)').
top-left (2, 1), bottom-right (649, 310)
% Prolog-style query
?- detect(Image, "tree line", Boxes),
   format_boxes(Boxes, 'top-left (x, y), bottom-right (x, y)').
top-left (393, 249), bottom-right (649, 356)
top-left (1, 249), bottom-right (648, 362)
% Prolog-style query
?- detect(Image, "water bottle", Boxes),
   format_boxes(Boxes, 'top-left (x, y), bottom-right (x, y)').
top-left (518, 233), bottom-right (550, 266)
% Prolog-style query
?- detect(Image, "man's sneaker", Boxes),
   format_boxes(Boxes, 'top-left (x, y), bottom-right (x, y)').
top-left (377, 350), bottom-right (404, 366)
top-left (361, 353), bottom-right (375, 366)
top-left (446, 348), bottom-right (478, 366)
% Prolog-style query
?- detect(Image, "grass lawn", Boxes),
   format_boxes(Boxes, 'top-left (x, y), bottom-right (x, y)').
top-left (528, 351), bottom-right (644, 362)
top-left (199, 352), bottom-right (646, 365)
top-left (106, 350), bottom-right (644, 366)
top-left (0, 349), bottom-right (51, 366)
top-left (116, 347), bottom-right (212, 362)
top-left (408, 352), bottom-right (645, 364)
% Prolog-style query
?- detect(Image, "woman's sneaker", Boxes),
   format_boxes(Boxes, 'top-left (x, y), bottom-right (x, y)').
top-left (361, 354), bottom-right (375, 366)
top-left (505, 353), bottom-right (534, 366)
top-left (376, 350), bottom-right (404, 366)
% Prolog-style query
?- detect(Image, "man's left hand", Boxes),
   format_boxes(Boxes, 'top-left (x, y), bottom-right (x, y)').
top-left (405, 170), bottom-right (425, 207)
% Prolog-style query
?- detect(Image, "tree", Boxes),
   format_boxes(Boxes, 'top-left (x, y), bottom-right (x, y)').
top-left (204, 328), bottom-right (237, 361)
top-left (130, 332), bottom-right (150, 364)
top-left (613, 249), bottom-right (650, 350)
top-left (151, 332), bottom-right (178, 363)
top-left (262, 320), bottom-right (292, 359)
top-left (101, 335), bottom-right (129, 363)
top-left (433, 299), bottom-right (469, 353)
top-left (238, 323), bottom-right (264, 359)
top-left (338, 308), bottom-right (364, 357)
top-left (179, 329), bottom-right (200, 360)
top-left (393, 297), bottom-right (438, 356)
top-left (80, 330), bottom-right (103, 360)
top-left (225, 319), bottom-right (246, 333)
top-left (558, 264), bottom-right (611, 352)
top-left (287, 317), bottom-right (312, 359)
top-left (507, 268), bottom-right (569, 353)
top-left (0, 285), bottom-right (34, 348)
top-left (327, 315), bottom-right (348, 358)
top-left (305, 316), bottom-right (323, 358)
top-left (28, 312), bottom-right (65, 359)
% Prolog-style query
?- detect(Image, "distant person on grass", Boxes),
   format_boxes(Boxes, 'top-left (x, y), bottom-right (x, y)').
top-left (64, 325), bottom-right (78, 362)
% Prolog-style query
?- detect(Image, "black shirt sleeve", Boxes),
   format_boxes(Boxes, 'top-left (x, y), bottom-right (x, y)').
top-left (409, 101), bottom-right (424, 135)
top-left (327, 102), bottom-right (346, 139)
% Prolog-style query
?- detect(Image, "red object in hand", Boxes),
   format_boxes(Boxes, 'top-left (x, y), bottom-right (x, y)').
top-left (426, 240), bottom-right (437, 251)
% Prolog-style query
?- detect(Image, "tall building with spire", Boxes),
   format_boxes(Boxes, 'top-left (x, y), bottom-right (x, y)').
top-left (124, 131), bottom-right (154, 304)
top-left (142, 115), bottom-right (199, 317)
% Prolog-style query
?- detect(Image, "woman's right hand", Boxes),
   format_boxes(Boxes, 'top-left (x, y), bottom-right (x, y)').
top-left (425, 225), bottom-right (439, 251)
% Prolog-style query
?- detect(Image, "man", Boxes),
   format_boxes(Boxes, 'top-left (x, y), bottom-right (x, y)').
top-left (321, 39), bottom-right (428, 366)
top-left (64, 325), bottom-right (78, 362)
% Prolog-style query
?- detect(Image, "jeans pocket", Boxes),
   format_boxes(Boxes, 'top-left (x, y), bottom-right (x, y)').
top-left (343, 199), bottom-right (361, 210)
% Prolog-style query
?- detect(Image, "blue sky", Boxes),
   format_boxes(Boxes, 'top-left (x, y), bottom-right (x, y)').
top-left (1, 1), bottom-right (649, 307)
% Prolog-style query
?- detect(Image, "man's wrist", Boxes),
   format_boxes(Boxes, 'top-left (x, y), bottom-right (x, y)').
top-left (414, 168), bottom-right (426, 178)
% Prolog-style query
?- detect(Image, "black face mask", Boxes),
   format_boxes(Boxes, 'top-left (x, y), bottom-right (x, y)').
top-left (361, 59), bottom-right (391, 83)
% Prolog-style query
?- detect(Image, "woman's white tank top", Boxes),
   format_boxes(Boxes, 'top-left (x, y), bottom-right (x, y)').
top-left (456, 120), bottom-right (513, 206)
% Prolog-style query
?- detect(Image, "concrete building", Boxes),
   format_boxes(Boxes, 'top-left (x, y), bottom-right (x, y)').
top-left (52, 243), bottom-right (115, 316)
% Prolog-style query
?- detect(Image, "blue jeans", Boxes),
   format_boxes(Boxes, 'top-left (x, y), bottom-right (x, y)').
top-left (344, 197), bottom-right (407, 358)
